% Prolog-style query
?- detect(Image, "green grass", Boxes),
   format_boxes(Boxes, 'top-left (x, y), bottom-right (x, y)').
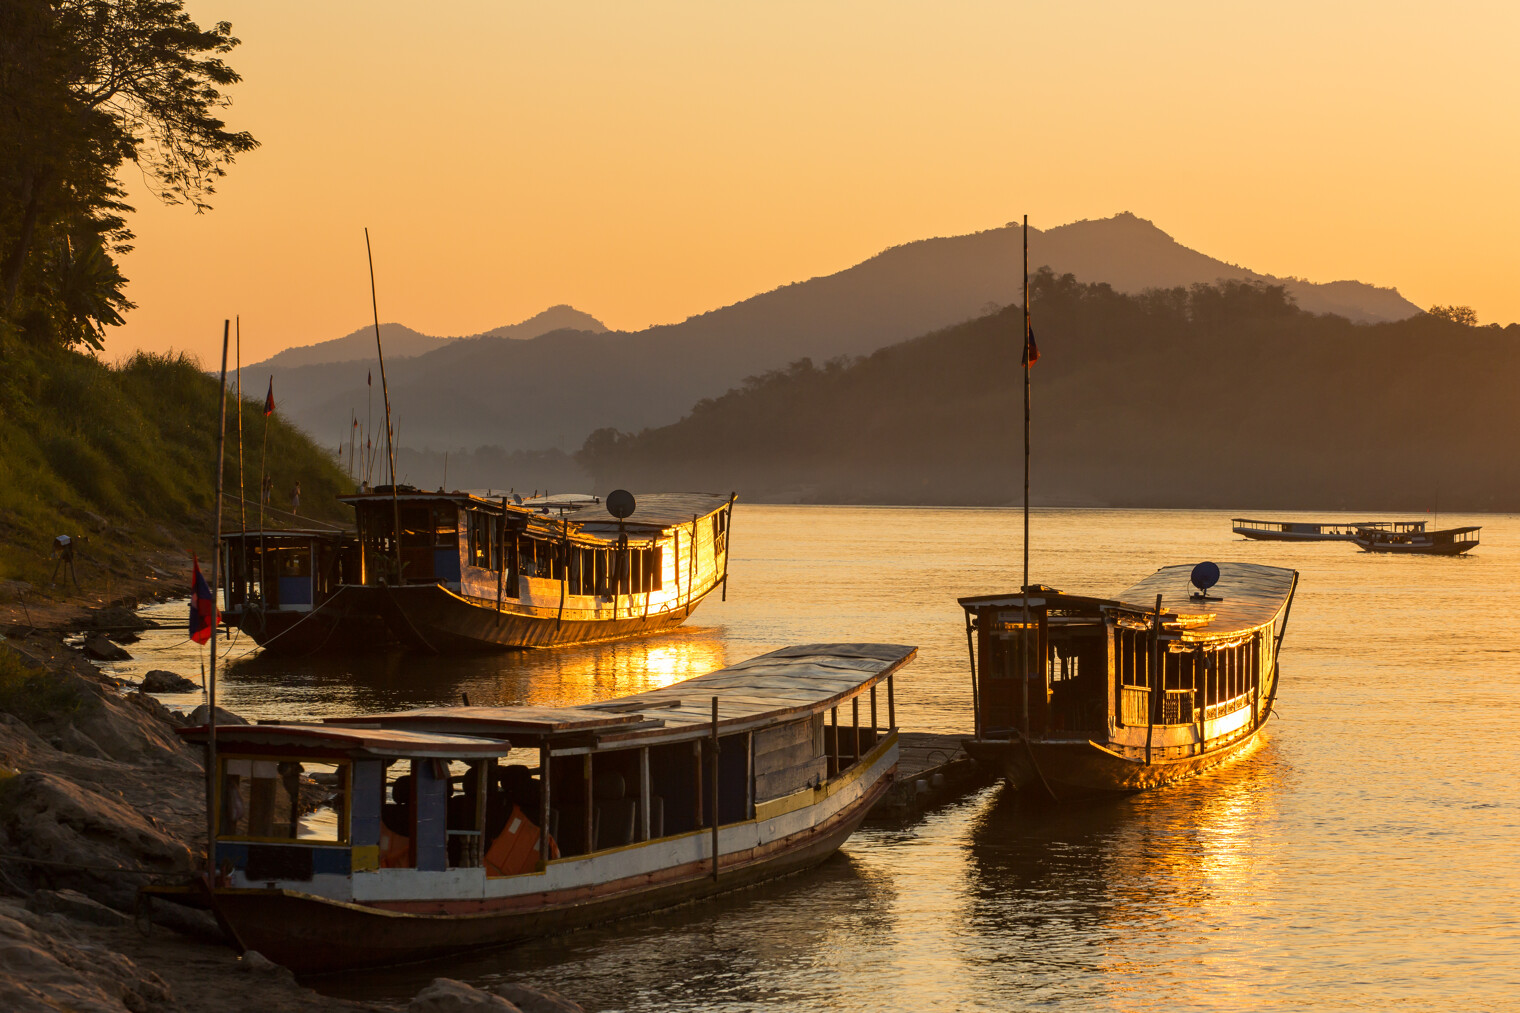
top-left (0, 344), bottom-right (352, 589)
top-left (0, 645), bottom-right (85, 723)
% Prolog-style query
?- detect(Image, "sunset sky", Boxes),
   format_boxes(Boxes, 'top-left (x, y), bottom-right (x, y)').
top-left (115, 1), bottom-right (1520, 365)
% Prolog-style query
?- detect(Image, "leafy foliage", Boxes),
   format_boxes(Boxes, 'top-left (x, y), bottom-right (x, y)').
top-left (0, 344), bottom-right (352, 588)
top-left (0, 0), bottom-right (256, 352)
top-left (1427, 305), bottom-right (1478, 326)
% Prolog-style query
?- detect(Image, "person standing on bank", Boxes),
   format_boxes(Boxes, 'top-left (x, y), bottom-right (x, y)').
top-left (290, 481), bottom-right (301, 516)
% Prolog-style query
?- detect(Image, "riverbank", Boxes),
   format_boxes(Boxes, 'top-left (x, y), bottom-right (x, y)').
top-left (0, 615), bottom-right (589, 1012)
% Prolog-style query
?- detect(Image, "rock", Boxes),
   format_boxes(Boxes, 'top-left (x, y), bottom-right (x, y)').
top-left (25, 888), bottom-right (128, 927)
top-left (140, 670), bottom-right (199, 694)
top-left (493, 983), bottom-right (585, 1013)
top-left (0, 898), bottom-right (173, 1013)
top-left (105, 630), bottom-right (140, 645)
top-left (86, 606), bottom-right (148, 632)
top-left (411, 977), bottom-right (520, 1012)
top-left (0, 771), bottom-right (195, 911)
top-left (185, 704), bottom-right (248, 726)
top-left (81, 636), bottom-right (130, 661)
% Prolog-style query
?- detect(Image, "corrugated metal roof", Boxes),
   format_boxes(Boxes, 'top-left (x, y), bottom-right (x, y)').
top-left (177, 723), bottom-right (512, 757)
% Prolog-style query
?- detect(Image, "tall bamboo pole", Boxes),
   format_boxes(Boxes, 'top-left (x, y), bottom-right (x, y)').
top-left (206, 321), bottom-right (230, 875)
top-left (236, 318), bottom-right (246, 613)
top-left (1021, 215), bottom-right (1031, 736)
top-left (365, 228), bottom-right (403, 582)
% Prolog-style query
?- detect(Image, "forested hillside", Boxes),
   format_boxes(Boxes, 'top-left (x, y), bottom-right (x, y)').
top-left (576, 273), bottom-right (1520, 510)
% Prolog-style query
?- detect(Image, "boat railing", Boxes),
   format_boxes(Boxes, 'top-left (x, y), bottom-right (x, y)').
top-left (1123, 687), bottom-right (1202, 726)
top-left (1203, 691), bottom-right (1251, 723)
top-left (1160, 689), bottom-right (1194, 725)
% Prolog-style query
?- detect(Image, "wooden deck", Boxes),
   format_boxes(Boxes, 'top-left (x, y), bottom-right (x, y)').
top-left (867, 732), bottom-right (991, 821)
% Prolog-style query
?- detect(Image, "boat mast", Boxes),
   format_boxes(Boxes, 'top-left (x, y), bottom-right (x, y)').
top-left (207, 321), bottom-right (230, 875)
top-left (1021, 214), bottom-right (1031, 737)
top-left (365, 228), bottom-right (403, 583)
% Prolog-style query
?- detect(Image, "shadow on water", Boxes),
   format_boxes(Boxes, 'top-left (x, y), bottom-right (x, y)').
top-left (319, 849), bottom-right (895, 1009)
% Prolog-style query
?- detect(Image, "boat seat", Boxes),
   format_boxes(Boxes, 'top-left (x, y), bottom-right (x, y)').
top-left (553, 805), bottom-right (598, 856)
top-left (595, 799), bottom-right (636, 849)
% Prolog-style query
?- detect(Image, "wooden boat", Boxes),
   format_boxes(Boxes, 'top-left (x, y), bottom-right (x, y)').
top-left (1351, 524), bottom-right (1479, 555)
top-left (222, 488), bottom-right (735, 653)
top-left (142, 643), bottom-right (912, 972)
top-left (960, 561), bottom-right (1298, 799)
top-left (1232, 517), bottom-right (1425, 541)
top-left (218, 529), bottom-right (377, 653)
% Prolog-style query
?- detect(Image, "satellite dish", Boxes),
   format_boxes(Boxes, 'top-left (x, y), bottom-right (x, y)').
top-left (606, 489), bottom-right (636, 520)
top-left (1190, 561), bottom-right (1221, 598)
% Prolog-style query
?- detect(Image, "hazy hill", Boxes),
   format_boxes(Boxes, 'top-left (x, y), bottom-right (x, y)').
top-left (260, 215), bottom-right (1424, 455)
top-left (576, 273), bottom-right (1520, 511)
top-left (250, 305), bottom-right (607, 370)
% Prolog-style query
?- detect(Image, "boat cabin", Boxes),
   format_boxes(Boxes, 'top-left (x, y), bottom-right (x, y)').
top-left (178, 724), bottom-right (519, 890)
top-left (220, 530), bottom-right (358, 614)
top-left (962, 563), bottom-right (1298, 756)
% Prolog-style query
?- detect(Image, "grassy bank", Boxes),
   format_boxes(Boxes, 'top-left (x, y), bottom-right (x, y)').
top-left (0, 345), bottom-right (352, 596)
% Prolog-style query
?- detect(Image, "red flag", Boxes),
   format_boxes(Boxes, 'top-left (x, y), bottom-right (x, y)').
top-left (1022, 326), bottom-right (1040, 367)
top-left (263, 377), bottom-right (275, 416)
top-left (189, 555), bottom-right (220, 644)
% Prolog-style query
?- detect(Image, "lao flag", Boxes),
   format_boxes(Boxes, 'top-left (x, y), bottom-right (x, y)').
top-left (263, 377), bottom-right (274, 416)
top-left (1022, 326), bottom-right (1040, 367)
top-left (190, 555), bottom-right (220, 644)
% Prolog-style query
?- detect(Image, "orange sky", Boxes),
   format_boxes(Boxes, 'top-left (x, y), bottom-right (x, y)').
top-left (114, 1), bottom-right (1520, 365)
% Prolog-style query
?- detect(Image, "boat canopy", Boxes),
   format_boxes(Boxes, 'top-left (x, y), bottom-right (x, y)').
top-left (177, 723), bottom-right (512, 759)
top-left (324, 643), bottom-right (915, 747)
top-left (959, 562), bottom-right (1297, 642)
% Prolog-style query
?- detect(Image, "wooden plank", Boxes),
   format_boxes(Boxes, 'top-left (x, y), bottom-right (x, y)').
top-left (754, 757), bottom-right (827, 802)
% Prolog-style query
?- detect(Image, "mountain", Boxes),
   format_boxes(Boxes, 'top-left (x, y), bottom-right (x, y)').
top-left (575, 273), bottom-right (1519, 510)
top-left (259, 215), bottom-right (1425, 456)
top-left (250, 305), bottom-right (607, 370)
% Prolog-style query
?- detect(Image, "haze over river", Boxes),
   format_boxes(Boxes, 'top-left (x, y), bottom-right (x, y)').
top-left (115, 506), bottom-right (1520, 1011)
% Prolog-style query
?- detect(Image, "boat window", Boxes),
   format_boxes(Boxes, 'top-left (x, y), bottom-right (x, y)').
top-left (467, 510), bottom-right (498, 570)
top-left (219, 758), bottom-right (348, 844)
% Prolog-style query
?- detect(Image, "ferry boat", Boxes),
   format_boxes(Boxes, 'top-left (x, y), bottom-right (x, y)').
top-left (219, 488), bottom-right (735, 653)
top-left (960, 561), bottom-right (1298, 799)
top-left (1351, 524), bottom-right (1480, 555)
top-left (144, 644), bottom-right (913, 972)
top-left (1231, 517), bottom-right (1426, 541)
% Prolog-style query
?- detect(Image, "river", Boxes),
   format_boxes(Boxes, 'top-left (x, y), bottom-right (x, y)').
top-left (108, 505), bottom-right (1520, 1010)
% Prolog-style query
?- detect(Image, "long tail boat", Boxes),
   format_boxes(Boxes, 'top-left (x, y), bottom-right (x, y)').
top-left (1232, 517), bottom-right (1426, 541)
top-left (1351, 524), bottom-right (1479, 555)
top-left (142, 644), bottom-right (912, 972)
top-left (960, 562), bottom-right (1298, 799)
top-left (220, 488), bottom-right (736, 653)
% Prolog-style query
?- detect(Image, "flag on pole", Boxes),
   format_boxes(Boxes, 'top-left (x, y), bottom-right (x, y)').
top-left (263, 377), bottom-right (275, 416)
top-left (189, 555), bottom-right (220, 644)
top-left (1022, 326), bottom-right (1040, 367)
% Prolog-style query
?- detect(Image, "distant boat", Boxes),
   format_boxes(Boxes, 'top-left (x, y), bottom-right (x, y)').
top-left (143, 644), bottom-right (914, 972)
top-left (221, 487), bottom-right (735, 653)
top-left (1231, 517), bottom-right (1426, 542)
top-left (960, 561), bottom-right (1299, 799)
top-left (1351, 524), bottom-right (1480, 555)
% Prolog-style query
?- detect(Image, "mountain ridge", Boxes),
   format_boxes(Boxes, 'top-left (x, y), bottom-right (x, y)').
top-left (249, 304), bottom-right (607, 370)
top-left (258, 214), bottom-right (1426, 456)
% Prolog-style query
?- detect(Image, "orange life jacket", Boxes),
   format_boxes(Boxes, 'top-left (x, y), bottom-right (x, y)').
top-left (379, 825), bottom-right (412, 868)
top-left (485, 805), bottom-right (559, 877)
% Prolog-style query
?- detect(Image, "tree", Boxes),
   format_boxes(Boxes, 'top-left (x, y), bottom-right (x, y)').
top-left (0, 0), bottom-right (257, 352)
top-left (1427, 305), bottom-right (1478, 326)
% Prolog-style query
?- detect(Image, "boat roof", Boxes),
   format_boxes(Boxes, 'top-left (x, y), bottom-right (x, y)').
top-left (575, 493), bottom-right (733, 535)
top-left (960, 562), bottom-right (1298, 641)
top-left (219, 528), bottom-right (356, 540)
top-left (324, 643), bottom-right (915, 746)
top-left (177, 723), bottom-right (512, 758)
top-left (337, 487), bottom-right (731, 535)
